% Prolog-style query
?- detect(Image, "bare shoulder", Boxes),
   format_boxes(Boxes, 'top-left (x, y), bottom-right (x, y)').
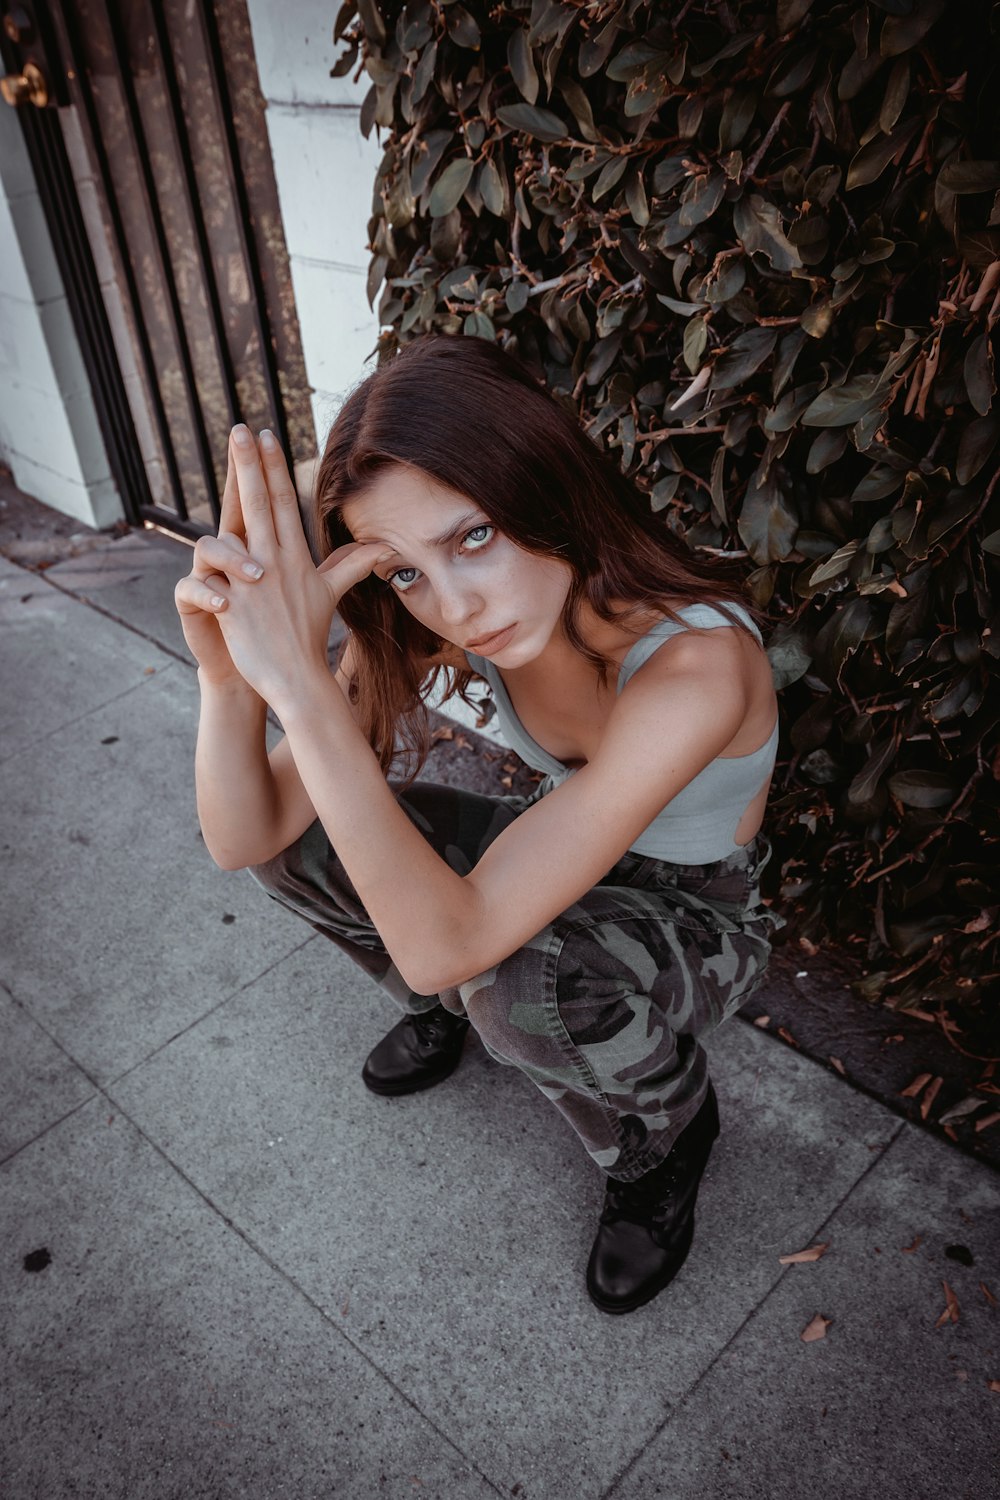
top-left (615, 613), bottom-right (774, 755)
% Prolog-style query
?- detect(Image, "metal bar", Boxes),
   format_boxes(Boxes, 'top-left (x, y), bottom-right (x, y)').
top-left (101, 0), bottom-right (220, 521)
top-left (198, 0), bottom-right (293, 461)
top-left (147, 1), bottom-right (240, 451)
top-left (54, 0), bottom-right (190, 521)
top-left (3, 83), bottom-right (152, 524)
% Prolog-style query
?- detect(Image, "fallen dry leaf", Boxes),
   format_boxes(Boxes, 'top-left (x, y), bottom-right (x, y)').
top-left (502, 761), bottom-right (518, 774)
top-left (981, 1282), bottom-right (997, 1307)
top-left (829, 1056), bottom-right (846, 1075)
top-left (975, 1110), bottom-right (1000, 1132)
top-left (431, 726), bottom-right (454, 743)
top-left (937, 1094), bottom-right (988, 1126)
top-left (920, 1076), bottom-right (944, 1119)
top-left (455, 733), bottom-right (473, 750)
top-left (988, 1380), bottom-right (1000, 1394)
top-left (778, 1026), bottom-right (799, 1047)
top-left (801, 1313), bottom-right (831, 1342)
top-left (798, 935), bottom-right (819, 956)
top-left (884, 1033), bottom-right (905, 1045)
top-left (934, 1280), bottom-right (960, 1328)
top-left (779, 1241), bottom-right (830, 1265)
top-left (753, 1014), bottom-right (770, 1028)
top-left (500, 775), bottom-right (513, 789)
top-left (900, 1072), bottom-right (933, 1098)
top-left (901, 1233), bottom-right (923, 1254)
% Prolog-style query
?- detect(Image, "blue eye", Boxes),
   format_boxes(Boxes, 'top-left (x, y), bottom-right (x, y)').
top-left (388, 566), bottom-right (420, 593)
top-left (463, 524), bottom-right (494, 548)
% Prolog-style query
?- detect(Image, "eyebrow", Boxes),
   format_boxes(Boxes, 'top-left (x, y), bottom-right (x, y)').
top-left (368, 510), bottom-right (486, 560)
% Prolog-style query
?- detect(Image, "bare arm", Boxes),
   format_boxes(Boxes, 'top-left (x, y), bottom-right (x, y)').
top-left (212, 428), bottom-right (756, 996)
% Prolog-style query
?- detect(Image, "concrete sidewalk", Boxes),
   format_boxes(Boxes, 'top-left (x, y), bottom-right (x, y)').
top-left (1, 522), bottom-right (997, 1500)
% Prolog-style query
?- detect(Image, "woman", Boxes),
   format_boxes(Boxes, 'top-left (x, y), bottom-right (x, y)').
top-left (175, 333), bottom-right (784, 1316)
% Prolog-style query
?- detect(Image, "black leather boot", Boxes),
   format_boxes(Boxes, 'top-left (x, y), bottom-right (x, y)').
top-left (586, 1082), bottom-right (721, 1314)
top-left (361, 1004), bottom-right (471, 1096)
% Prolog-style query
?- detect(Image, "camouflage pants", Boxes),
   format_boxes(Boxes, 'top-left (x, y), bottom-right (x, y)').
top-left (248, 779), bottom-right (786, 1182)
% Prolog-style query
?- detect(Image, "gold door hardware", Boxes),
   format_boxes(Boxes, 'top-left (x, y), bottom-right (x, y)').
top-left (1, 59), bottom-right (48, 108)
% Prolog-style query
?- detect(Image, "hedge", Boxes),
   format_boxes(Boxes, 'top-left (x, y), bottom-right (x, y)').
top-left (332, 0), bottom-right (1000, 1038)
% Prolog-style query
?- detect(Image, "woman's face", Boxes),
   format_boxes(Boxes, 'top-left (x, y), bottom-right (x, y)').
top-left (340, 466), bottom-right (573, 664)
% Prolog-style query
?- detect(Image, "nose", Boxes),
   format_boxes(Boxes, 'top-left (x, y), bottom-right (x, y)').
top-left (435, 571), bottom-right (484, 628)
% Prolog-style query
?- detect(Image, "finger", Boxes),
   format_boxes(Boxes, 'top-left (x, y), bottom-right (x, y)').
top-left (317, 540), bottom-right (394, 598)
top-left (192, 533), bottom-right (265, 583)
top-left (230, 424), bottom-right (276, 560)
top-left (174, 574), bottom-right (231, 615)
top-left (218, 442), bottom-right (245, 542)
top-left (257, 429), bottom-right (309, 556)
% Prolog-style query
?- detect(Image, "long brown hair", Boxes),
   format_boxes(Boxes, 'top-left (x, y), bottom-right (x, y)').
top-left (314, 333), bottom-right (764, 781)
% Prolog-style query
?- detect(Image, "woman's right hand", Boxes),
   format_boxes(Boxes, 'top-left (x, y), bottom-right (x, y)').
top-left (173, 436), bottom-right (268, 687)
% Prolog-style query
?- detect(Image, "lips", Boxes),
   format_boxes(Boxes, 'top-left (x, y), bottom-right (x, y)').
top-left (466, 622), bottom-right (516, 653)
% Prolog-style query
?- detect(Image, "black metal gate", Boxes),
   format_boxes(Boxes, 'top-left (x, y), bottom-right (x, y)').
top-left (1, 0), bottom-right (313, 537)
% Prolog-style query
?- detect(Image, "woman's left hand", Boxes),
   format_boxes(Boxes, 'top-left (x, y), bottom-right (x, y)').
top-left (213, 425), bottom-right (389, 716)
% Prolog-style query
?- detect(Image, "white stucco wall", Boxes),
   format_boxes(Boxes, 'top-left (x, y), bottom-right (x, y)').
top-left (0, 85), bottom-right (121, 527)
top-left (244, 0), bottom-right (384, 450)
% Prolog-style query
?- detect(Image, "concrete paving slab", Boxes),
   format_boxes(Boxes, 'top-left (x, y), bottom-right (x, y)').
top-left (109, 936), bottom-right (900, 1498)
top-left (0, 560), bottom-right (176, 765)
top-left (43, 528), bottom-right (196, 667)
top-left (0, 984), bottom-right (96, 1162)
top-left (0, 664), bottom-right (309, 1083)
top-left (0, 1093), bottom-right (502, 1500)
top-left (605, 1124), bottom-right (1000, 1500)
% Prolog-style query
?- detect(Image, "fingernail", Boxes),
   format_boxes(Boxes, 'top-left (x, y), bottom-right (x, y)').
top-left (259, 428), bottom-right (277, 451)
top-left (211, 594), bottom-right (225, 608)
top-left (242, 562), bottom-right (264, 579)
top-left (232, 425), bottom-right (252, 448)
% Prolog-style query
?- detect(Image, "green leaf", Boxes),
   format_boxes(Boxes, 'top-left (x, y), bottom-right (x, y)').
top-left (801, 376), bottom-right (883, 427)
top-left (652, 157), bottom-right (688, 197)
top-left (981, 529), bottom-right (1000, 555)
top-left (937, 160), bottom-right (1000, 195)
top-left (683, 314), bottom-right (708, 374)
top-left (678, 171), bottom-right (726, 228)
top-left (766, 628), bottom-right (812, 689)
top-left (650, 473), bottom-right (680, 511)
top-left (847, 733), bottom-right (897, 805)
top-left (655, 294), bottom-right (705, 316)
top-left (356, 0), bottom-right (386, 46)
top-left (478, 157), bottom-right (505, 217)
top-left (427, 157), bottom-right (474, 218)
top-left (592, 154), bottom-right (629, 201)
top-left (505, 279), bottom-right (529, 315)
top-left (557, 77), bottom-right (598, 143)
top-left (777, 0), bottom-right (814, 26)
top-left (737, 472), bottom-right (799, 563)
top-left (801, 299), bottom-right (834, 338)
top-left (495, 103), bottom-right (569, 142)
top-left (809, 539), bottom-right (860, 587)
top-left (411, 39), bottom-right (438, 103)
top-left (732, 194), bottom-right (802, 272)
top-left (712, 328), bottom-right (778, 391)
top-left (886, 770), bottom-right (956, 809)
top-left (845, 118), bottom-right (919, 190)
top-left (805, 429), bottom-right (848, 472)
top-left (718, 87), bottom-right (757, 151)
top-left (957, 413), bottom-right (1000, 484)
top-left (507, 27), bottom-right (538, 105)
top-left (964, 333), bottom-right (996, 415)
top-left (625, 168), bottom-right (650, 226)
top-left (880, 0), bottom-right (947, 58)
top-left (879, 57), bottom-right (910, 133)
top-left (447, 5), bottom-right (480, 49)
